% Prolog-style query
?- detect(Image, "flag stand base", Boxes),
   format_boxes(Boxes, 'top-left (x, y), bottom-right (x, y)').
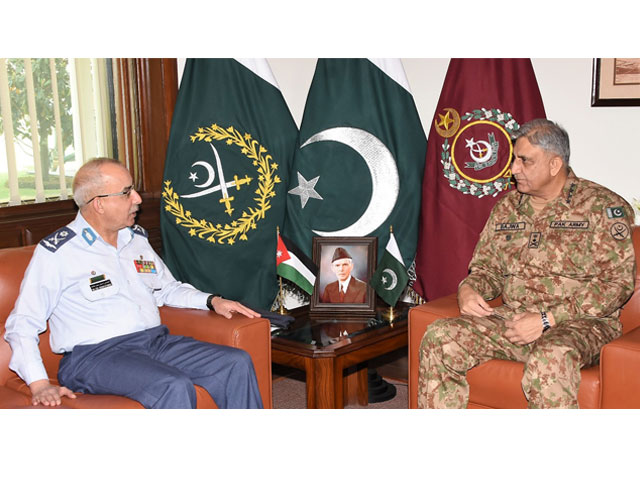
top-left (368, 369), bottom-right (396, 403)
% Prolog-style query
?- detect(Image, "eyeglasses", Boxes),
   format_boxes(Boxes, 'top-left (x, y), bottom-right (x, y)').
top-left (86, 185), bottom-right (135, 205)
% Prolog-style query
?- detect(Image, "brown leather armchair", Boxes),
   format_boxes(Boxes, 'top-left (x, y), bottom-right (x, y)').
top-left (409, 226), bottom-right (640, 408)
top-left (0, 245), bottom-right (272, 408)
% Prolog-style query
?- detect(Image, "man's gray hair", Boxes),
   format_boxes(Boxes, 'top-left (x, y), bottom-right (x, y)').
top-left (514, 119), bottom-right (570, 166)
top-left (72, 157), bottom-right (125, 208)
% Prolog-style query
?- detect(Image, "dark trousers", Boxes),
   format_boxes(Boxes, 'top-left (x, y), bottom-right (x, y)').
top-left (58, 325), bottom-right (263, 409)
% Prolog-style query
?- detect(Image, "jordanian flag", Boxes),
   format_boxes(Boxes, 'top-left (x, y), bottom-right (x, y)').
top-left (370, 232), bottom-right (409, 307)
top-left (276, 233), bottom-right (317, 295)
top-left (161, 59), bottom-right (298, 309)
top-left (283, 59), bottom-right (427, 268)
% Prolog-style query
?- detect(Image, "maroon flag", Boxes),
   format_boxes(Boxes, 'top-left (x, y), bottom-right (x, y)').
top-left (414, 59), bottom-right (546, 300)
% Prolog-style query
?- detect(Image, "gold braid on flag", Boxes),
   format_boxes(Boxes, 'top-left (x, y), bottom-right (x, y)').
top-left (162, 124), bottom-right (281, 245)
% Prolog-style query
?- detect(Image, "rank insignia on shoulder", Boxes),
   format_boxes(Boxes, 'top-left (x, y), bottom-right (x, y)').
top-left (39, 227), bottom-right (76, 253)
top-left (134, 259), bottom-right (157, 274)
top-left (606, 207), bottom-right (625, 219)
top-left (131, 224), bottom-right (148, 238)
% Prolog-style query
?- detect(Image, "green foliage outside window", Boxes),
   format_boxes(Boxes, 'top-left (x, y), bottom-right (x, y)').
top-left (0, 58), bottom-right (74, 183)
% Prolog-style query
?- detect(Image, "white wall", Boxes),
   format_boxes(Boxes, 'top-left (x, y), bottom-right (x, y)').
top-left (267, 58), bottom-right (640, 218)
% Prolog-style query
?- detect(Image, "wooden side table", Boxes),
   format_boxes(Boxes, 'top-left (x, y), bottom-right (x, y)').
top-left (271, 305), bottom-right (409, 409)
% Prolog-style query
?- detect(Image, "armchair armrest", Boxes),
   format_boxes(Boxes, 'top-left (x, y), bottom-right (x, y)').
top-left (600, 325), bottom-right (640, 408)
top-left (408, 293), bottom-right (503, 408)
top-left (159, 306), bottom-right (272, 408)
top-left (0, 385), bottom-right (32, 408)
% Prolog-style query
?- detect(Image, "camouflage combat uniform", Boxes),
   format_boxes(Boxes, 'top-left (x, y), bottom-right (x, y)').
top-left (418, 169), bottom-right (636, 408)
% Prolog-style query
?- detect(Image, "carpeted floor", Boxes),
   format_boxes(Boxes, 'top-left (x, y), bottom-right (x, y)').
top-left (272, 367), bottom-right (408, 409)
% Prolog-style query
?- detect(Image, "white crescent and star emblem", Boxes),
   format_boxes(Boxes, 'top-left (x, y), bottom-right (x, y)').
top-left (190, 160), bottom-right (216, 188)
top-left (465, 138), bottom-right (493, 163)
top-left (381, 268), bottom-right (398, 290)
top-left (290, 126), bottom-right (399, 237)
top-left (288, 172), bottom-right (323, 208)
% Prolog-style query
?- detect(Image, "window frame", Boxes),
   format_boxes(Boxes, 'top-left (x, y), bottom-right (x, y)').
top-left (0, 58), bottom-right (178, 251)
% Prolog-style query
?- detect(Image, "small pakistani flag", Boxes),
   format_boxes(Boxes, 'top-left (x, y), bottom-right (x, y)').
top-left (276, 233), bottom-right (317, 295)
top-left (370, 232), bottom-right (409, 307)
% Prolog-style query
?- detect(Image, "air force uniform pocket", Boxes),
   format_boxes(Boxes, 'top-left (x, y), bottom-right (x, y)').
top-left (80, 274), bottom-right (120, 301)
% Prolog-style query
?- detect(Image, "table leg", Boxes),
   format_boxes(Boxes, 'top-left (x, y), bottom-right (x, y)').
top-left (344, 365), bottom-right (368, 406)
top-left (309, 357), bottom-right (338, 409)
top-left (305, 358), bottom-right (370, 409)
top-left (304, 357), bottom-right (316, 409)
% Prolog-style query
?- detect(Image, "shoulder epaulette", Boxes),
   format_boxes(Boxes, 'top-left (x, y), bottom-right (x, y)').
top-left (39, 226), bottom-right (76, 253)
top-left (131, 224), bottom-right (148, 238)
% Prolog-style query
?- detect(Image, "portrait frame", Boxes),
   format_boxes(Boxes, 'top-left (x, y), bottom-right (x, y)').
top-left (591, 58), bottom-right (640, 107)
top-left (310, 236), bottom-right (377, 318)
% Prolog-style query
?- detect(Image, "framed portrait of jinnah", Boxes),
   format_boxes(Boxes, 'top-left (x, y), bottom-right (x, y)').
top-left (310, 236), bottom-right (377, 318)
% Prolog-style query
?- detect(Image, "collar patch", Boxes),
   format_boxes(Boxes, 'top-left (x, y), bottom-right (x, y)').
top-left (82, 228), bottom-right (97, 245)
top-left (565, 183), bottom-right (577, 204)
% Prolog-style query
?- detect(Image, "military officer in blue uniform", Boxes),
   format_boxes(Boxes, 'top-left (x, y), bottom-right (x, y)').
top-left (4, 157), bottom-right (263, 408)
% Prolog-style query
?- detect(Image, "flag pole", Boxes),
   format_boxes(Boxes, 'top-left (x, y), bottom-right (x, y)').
top-left (279, 277), bottom-right (287, 315)
top-left (276, 226), bottom-right (288, 315)
top-left (388, 225), bottom-right (394, 324)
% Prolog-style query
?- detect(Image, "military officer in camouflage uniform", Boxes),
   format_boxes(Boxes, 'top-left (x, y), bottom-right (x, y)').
top-left (418, 119), bottom-right (636, 408)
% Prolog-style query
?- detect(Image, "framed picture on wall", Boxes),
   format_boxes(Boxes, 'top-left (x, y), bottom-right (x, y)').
top-left (591, 58), bottom-right (640, 106)
top-left (310, 236), bottom-right (377, 318)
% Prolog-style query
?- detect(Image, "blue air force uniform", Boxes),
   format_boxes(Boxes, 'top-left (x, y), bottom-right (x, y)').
top-left (4, 212), bottom-right (262, 408)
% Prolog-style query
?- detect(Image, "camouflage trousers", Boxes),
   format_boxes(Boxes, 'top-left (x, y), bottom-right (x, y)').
top-left (417, 314), bottom-right (621, 408)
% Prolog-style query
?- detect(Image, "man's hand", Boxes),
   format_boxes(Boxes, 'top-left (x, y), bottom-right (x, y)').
top-left (504, 312), bottom-right (555, 345)
top-left (458, 284), bottom-right (494, 317)
top-left (211, 297), bottom-right (259, 319)
top-left (29, 379), bottom-right (76, 407)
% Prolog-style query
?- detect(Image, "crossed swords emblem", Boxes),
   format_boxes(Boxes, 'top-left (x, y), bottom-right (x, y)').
top-left (181, 144), bottom-right (252, 216)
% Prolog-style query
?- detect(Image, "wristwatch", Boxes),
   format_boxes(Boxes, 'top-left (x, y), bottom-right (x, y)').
top-left (206, 294), bottom-right (222, 311)
top-left (541, 311), bottom-right (551, 333)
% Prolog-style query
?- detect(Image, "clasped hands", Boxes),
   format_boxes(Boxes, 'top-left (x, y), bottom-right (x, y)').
top-left (458, 284), bottom-right (552, 345)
